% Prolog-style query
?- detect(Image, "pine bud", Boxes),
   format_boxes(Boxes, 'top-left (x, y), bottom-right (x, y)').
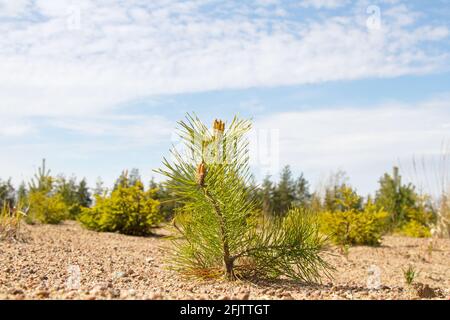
top-left (213, 119), bottom-right (225, 134)
top-left (196, 162), bottom-right (206, 186)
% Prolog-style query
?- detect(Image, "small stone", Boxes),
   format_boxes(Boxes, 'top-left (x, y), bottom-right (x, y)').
top-left (36, 290), bottom-right (50, 298)
top-left (64, 291), bottom-right (77, 299)
top-left (239, 291), bottom-right (250, 300)
top-left (8, 288), bottom-right (24, 295)
top-left (108, 288), bottom-right (121, 298)
top-left (282, 292), bottom-right (294, 300)
top-left (90, 285), bottom-right (107, 296)
top-left (114, 271), bottom-right (126, 279)
top-left (149, 292), bottom-right (163, 300)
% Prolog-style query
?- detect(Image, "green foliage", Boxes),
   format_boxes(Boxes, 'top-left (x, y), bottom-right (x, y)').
top-left (157, 114), bottom-right (332, 282)
top-left (0, 179), bottom-right (15, 208)
top-left (272, 166), bottom-right (296, 216)
top-left (403, 265), bottom-right (418, 286)
top-left (29, 158), bottom-right (53, 193)
top-left (294, 173), bottom-right (312, 208)
top-left (93, 177), bottom-right (106, 196)
top-left (150, 178), bottom-right (180, 220)
top-left (77, 179), bottom-right (92, 208)
top-left (27, 191), bottom-right (68, 224)
top-left (324, 182), bottom-right (363, 212)
top-left (375, 167), bottom-right (434, 236)
top-left (79, 174), bottom-right (161, 236)
top-left (245, 208), bottom-right (333, 281)
top-left (257, 175), bottom-right (275, 216)
top-left (24, 160), bottom-right (92, 223)
top-left (319, 187), bottom-right (388, 246)
top-left (25, 159), bottom-right (68, 224)
top-left (55, 176), bottom-right (86, 218)
top-left (399, 220), bottom-right (431, 238)
top-left (17, 182), bottom-right (27, 204)
top-left (55, 176), bottom-right (92, 219)
top-left (254, 168), bottom-right (312, 217)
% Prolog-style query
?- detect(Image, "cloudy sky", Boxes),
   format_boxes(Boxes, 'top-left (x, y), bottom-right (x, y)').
top-left (1, 0), bottom-right (449, 194)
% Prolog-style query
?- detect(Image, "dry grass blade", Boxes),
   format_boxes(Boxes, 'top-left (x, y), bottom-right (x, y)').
top-left (0, 203), bottom-right (27, 243)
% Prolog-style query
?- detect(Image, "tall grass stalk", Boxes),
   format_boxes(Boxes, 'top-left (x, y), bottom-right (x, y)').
top-left (401, 140), bottom-right (450, 238)
top-left (0, 203), bottom-right (27, 242)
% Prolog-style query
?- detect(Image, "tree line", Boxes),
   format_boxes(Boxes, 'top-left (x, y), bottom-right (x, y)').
top-left (0, 160), bottom-right (438, 238)
top-left (251, 165), bottom-right (435, 238)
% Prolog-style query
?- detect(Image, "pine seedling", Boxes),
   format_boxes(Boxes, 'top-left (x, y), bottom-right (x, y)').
top-left (156, 114), bottom-right (333, 282)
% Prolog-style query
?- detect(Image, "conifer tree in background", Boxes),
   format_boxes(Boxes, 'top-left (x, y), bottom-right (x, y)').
top-left (0, 179), bottom-right (15, 208)
top-left (27, 159), bottom-right (68, 224)
top-left (77, 179), bottom-right (92, 208)
top-left (128, 168), bottom-right (141, 186)
top-left (17, 182), bottom-right (27, 204)
top-left (294, 173), bottom-right (312, 208)
top-left (260, 175), bottom-right (275, 216)
top-left (375, 167), bottom-right (434, 236)
top-left (55, 175), bottom-right (80, 218)
top-left (150, 177), bottom-right (179, 220)
top-left (93, 177), bottom-right (105, 196)
top-left (29, 158), bottom-right (52, 193)
top-left (255, 171), bottom-right (312, 216)
top-left (273, 165), bottom-right (296, 216)
top-left (157, 114), bottom-right (332, 282)
top-left (375, 167), bottom-right (409, 227)
top-left (54, 176), bottom-right (92, 218)
top-left (322, 171), bottom-right (362, 212)
top-left (113, 170), bottom-right (131, 190)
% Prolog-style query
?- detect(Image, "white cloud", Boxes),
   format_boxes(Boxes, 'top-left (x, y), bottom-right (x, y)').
top-left (299, 0), bottom-right (350, 9)
top-left (252, 97), bottom-right (450, 194)
top-left (0, 0), bottom-right (31, 17)
top-left (0, 120), bottom-right (34, 137)
top-left (50, 115), bottom-right (174, 146)
top-left (0, 0), bottom-right (448, 124)
top-left (0, 0), bottom-right (449, 191)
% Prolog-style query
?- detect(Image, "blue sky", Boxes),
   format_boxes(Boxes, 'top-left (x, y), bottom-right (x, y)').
top-left (1, 0), bottom-right (450, 195)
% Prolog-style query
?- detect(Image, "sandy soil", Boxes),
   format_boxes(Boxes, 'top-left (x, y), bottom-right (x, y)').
top-left (1, 221), bottom-right (449, 300)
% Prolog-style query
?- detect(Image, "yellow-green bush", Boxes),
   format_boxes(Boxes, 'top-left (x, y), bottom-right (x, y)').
top-left (398, 220), bottom-right (431, 238)
top-left (79, 181), bottom-right (161, 236)
top-left (319, 188), bottom-right (388, 246)
top-left (395, 198), bottom-right (433, 238)
top-left (27, 191), bottom-right (68, 224)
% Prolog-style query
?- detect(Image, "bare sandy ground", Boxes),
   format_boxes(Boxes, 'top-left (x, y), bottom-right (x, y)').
top-left (1, 221), bottom-right (449, 300)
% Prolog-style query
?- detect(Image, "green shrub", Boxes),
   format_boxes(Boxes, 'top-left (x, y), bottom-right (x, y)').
top-left (27, 191), bottom-right (68, 224)
top-left (394, 197), bottom-right (433, 238)
top-left (55, 176), bottom-right (92, 219)
top-left (399, 220), bottom-right (431, 238)
top-left (319, 187), bottom-right (388, 246)
top-left (375, 167), bottom-right (437, 235)
top-left (79, 180), bottom-right (161, 236)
